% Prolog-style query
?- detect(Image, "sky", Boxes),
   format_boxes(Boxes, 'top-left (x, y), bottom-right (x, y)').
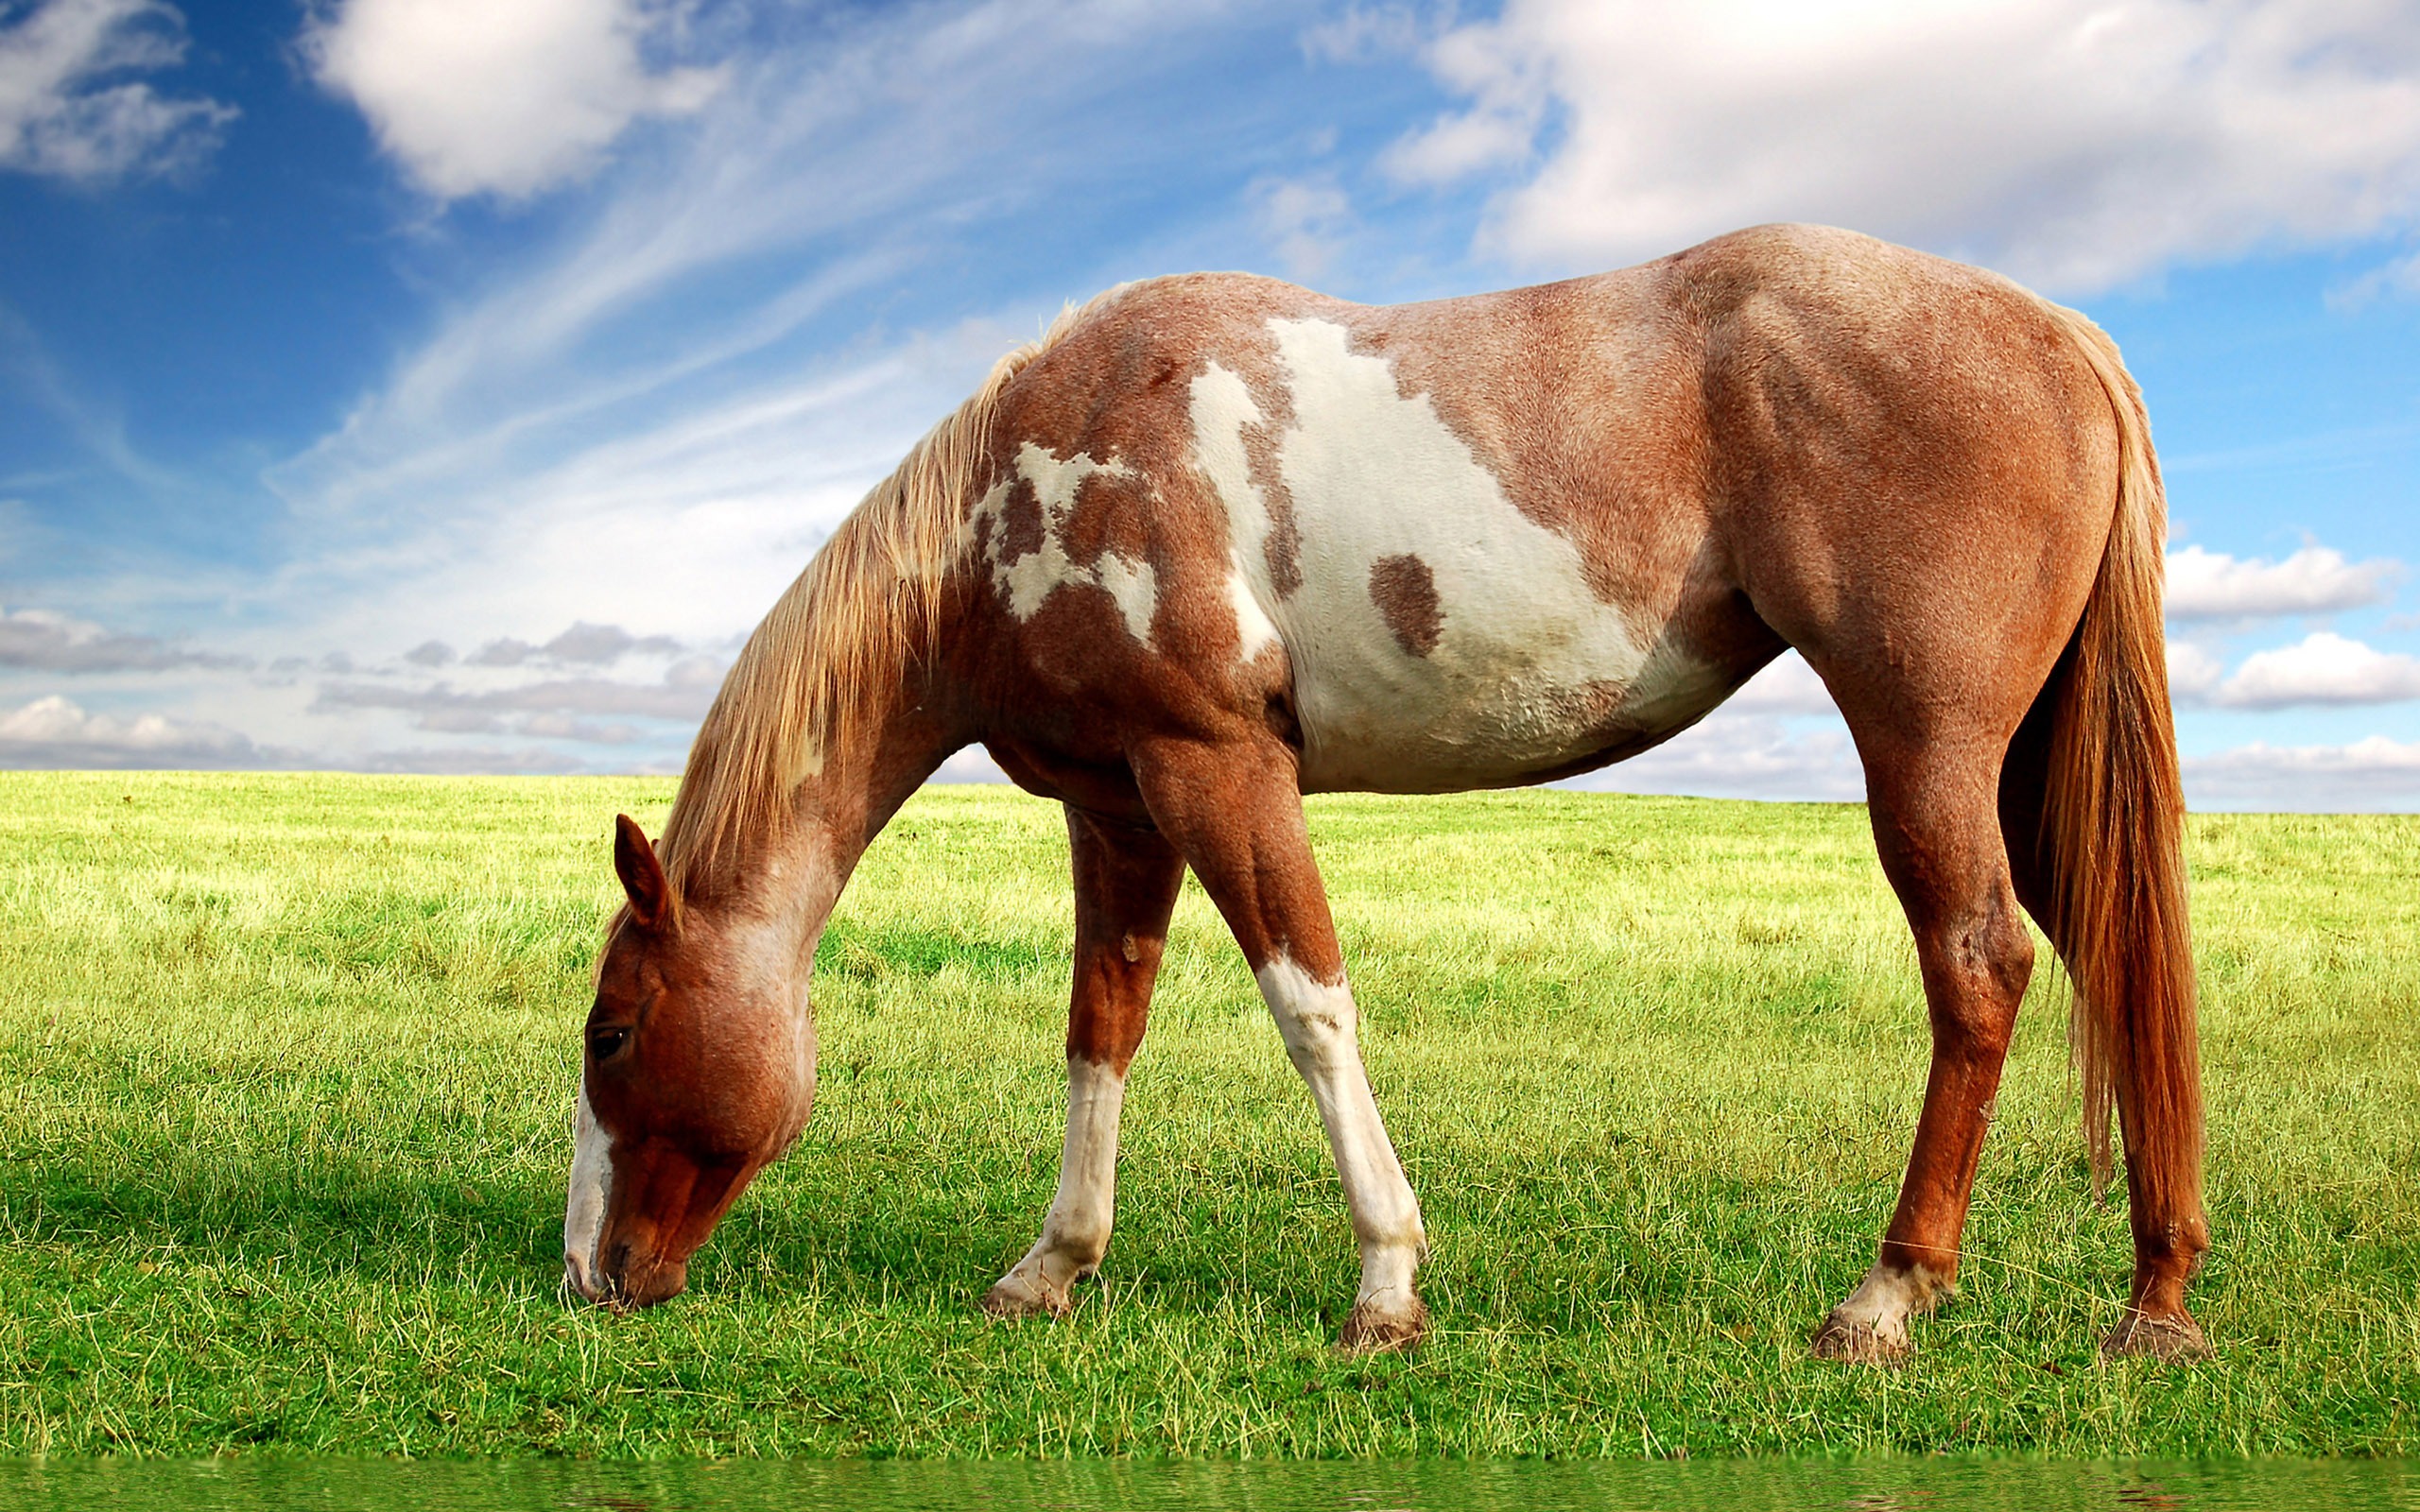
top-left (3, 0), bottom-right (2419, 809)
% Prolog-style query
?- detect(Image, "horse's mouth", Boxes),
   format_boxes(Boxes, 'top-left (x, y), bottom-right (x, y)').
top-left (562, 1249), bottom-right (686, 1311)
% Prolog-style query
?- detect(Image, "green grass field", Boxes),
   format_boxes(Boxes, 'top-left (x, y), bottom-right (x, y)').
top-left (1, 772), bottom-right (2414, 1458)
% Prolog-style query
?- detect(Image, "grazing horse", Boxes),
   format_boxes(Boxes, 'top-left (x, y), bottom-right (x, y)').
top-left (563, 223), bottom-right (2207, 1361)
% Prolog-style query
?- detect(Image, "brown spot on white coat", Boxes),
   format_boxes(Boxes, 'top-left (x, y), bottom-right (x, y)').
top-left (1367, 553), bottom-right (1442, 657)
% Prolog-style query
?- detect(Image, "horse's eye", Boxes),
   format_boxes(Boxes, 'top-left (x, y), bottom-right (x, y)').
top-left (588, 1026), bottom-right (631, 1062)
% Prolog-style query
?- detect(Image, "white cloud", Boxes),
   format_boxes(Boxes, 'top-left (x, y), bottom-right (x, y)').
top-left (1301, 3), bottom-right (1425, 64)
top-left (464, 620), bottom-right (683, 668)
top-left (2185, 735), bottom-right (2420, 811)
top-left (1380, 0), bottom-right (2420, 290)
top-left (2329, 247), bottom-right (2420, 309)
top-left (2167, 640), bottom-right (2225, 701)
top-left (2209, 631), bottom-right (2420, 709)
top-left (1557, 707), bottom-right (1864, 802)
top-left (1722, 650), bottom-right (1834, 715)
top-left (2166, 544), bottom-right (2401, 622)
top-left (302, 0), bottom-right (722, 200)
top-left (0, 0), bottom-right (233, 181)
top-left (0, 604), bottom-right (250, 671)
top-left (311, 661), bottom-right (718, 732)
top-left (931, 745), bottom-right (1009, 783)
top-left (0, 693), bottom-right (261, 767)
top-left (345, 743), bottom-right (591, 775)
top-left (1253, 174), bottom-right (1354, 280)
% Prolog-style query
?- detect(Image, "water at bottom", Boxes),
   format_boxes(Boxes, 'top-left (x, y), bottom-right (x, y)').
top-left (1, 1457), bottom-right (2411, 1512)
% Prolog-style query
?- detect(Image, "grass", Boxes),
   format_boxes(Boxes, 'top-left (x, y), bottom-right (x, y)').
top-left (0, 771), bottom-right (2414, 1458)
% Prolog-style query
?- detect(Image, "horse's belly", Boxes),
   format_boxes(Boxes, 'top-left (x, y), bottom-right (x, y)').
top-left (1193, 312), bottom-right (1723, 794)
top-left (1288, 619), bottom-right (1736, 794)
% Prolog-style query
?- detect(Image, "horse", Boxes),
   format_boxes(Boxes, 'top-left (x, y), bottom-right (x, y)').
top-left (562, 223), bottom-right (2207, 1362)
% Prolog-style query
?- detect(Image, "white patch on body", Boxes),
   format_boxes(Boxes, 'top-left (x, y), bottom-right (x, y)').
top-left (991, 1057), bottom-right (1129, 1309)
top-left (1228, 569), bottom-right (1280, 662)
top-left (1191, 363), bottom-right (1285, 665)
top-left (563, 1083), bottom-right (613, 1297)
top-left (1191, 318), bottom-right (1725, 791)
top-left (968, 440), bottom-right (1156, 645)
top-left (1253, 954), bottom-right (1426, 1321)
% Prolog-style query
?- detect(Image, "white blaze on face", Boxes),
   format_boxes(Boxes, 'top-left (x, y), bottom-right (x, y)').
top-left (563, 1082), bottom-right (613, 1297)
top-left (1193, 318), bottom-right (1706, 791)
top-left (968, 440), bottom-right (1157, 644)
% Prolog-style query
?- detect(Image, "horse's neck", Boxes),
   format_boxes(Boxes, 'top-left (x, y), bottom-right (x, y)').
top-left (717, 685), bottom-right (968, 947)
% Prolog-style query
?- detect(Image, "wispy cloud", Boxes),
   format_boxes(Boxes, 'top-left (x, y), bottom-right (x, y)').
top-left (342, 743), bottom-right (593, 775)
top-left (0, 0), bottom-right (234, 182)
top-left (1253, 173), bottom-right (1356, 280)
top-left (2186, 735), bottom-right (2420, 810)
top-left (0, 301), bottom-right (189, 498)
top-left (0, 604), bottom-right (250, 672)
top-left (310, 653), bottom-right (721, 741)
top-left (2328, 247), bottom-right (2420, 311)
top-left (256, 0), bottom-right (1274, 664)
top-left (463, 620), bottom-right (684, 668)
top-left (1374, 0), bottom-right (2420, 291)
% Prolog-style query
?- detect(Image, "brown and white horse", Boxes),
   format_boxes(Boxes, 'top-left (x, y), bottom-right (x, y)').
top-left (562, 224), bottom-right (2207, 1361)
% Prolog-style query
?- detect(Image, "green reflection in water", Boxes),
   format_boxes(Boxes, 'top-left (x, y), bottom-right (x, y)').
top-left (2, 1459), bottom-right (2414, 1511)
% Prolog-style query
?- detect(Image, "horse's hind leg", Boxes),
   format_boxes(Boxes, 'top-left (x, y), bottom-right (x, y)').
top-left (983, 807), bottom-right (1185, 1319)
top-left (1811, 733), bottom-right (2036, 1363)
top-left (1128, 736), bottom-right (1429, 1351)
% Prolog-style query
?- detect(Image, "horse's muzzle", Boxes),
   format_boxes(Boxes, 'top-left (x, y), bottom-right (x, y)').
top-left (563, 1245), bottom-right (688, 1310)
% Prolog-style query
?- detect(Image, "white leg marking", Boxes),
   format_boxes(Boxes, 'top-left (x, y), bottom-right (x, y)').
top-left (988, 1057), bottom-right (1128, 1314)
top-left (1254, 954), bottom-right (1426, 1322)
top-left (563, 1083), bottom-right (613, 1299)
top-left (1822, 1261), bottom-right (1950, 1355)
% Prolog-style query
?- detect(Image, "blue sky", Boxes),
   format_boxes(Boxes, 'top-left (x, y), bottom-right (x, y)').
top-left (3, 0), bottom-right (2418, 808)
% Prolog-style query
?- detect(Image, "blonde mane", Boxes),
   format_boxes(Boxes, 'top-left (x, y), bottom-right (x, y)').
top-left (653, 289), bottom-right (1124, 894)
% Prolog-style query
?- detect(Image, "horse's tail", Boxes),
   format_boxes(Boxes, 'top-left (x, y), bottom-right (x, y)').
top-left (2015, 305), bottom-right (2204, 1244)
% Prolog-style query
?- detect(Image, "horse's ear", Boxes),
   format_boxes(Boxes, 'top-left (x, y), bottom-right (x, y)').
top-left (614, 815), bottom-right (676, 929)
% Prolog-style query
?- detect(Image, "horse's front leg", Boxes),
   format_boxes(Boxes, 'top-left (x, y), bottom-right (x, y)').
top-left (1131, 736), bottom-right (1429, 1352)
top-left (983, 807), bottom-right (1184, 1319)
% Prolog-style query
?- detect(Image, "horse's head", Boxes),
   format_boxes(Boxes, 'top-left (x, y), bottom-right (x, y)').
top-left (563, 815), bottom-right (818, 1308)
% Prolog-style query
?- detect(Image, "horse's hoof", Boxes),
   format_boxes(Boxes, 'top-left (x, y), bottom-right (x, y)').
top-left (980, 1271), bottom-right (1071, 1321)
top-left (1338, 1297), bottom-right (1428, 1354)
top-left (2102, 1308), bottom-right (2209, 1362)
top-left (1809, 1310), bottom-right (1912, 1366)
